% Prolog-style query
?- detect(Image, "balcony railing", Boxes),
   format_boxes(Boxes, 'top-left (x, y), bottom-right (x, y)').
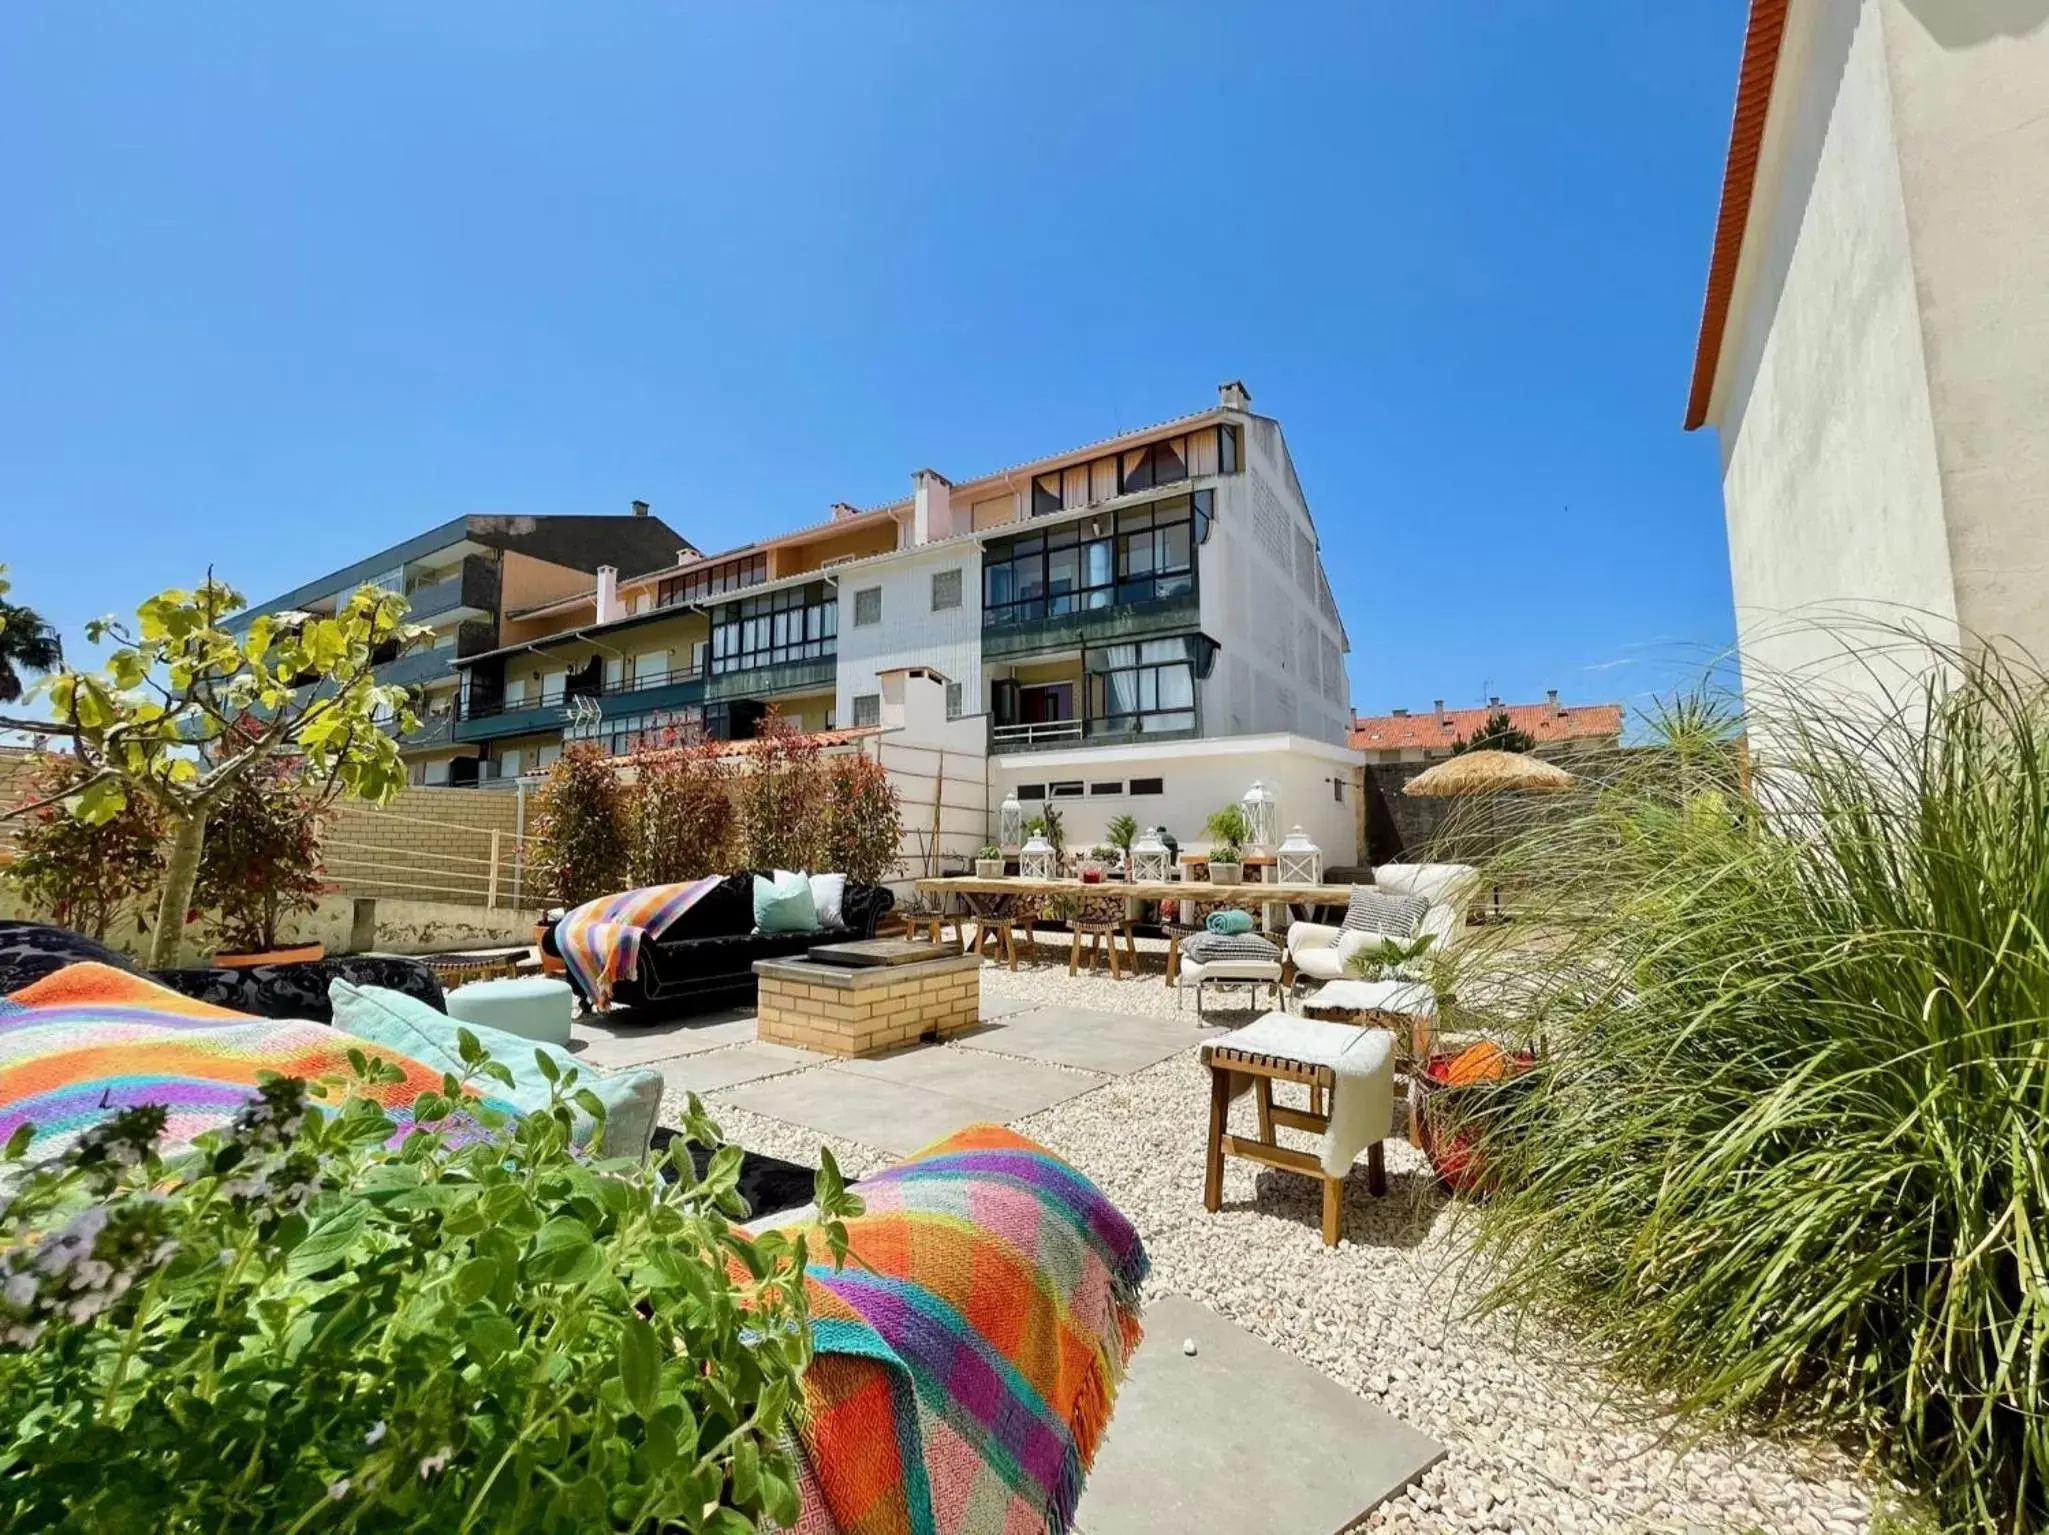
top-left (458, 662), bottom-right (705, 722)
top-left (990, 719), bottom-right (1085, 750)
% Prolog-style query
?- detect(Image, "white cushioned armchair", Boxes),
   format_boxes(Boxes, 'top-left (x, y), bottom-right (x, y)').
top-left (1286, 863), bottom-right (1479, 983)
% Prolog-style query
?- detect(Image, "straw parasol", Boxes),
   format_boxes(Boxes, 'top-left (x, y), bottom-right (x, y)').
top-left (1402, 749), bottom-right (1579, 798)
top-left (1403, 749), bottom-right (1579, 920)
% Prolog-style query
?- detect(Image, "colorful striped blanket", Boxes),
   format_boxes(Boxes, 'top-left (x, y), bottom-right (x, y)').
top-left (786, 1125), bottom-right (1149, 1535)
top-left (555, 877), bottom-right (723, 1009)
top-left (0, 963), bottom-right (516, 1161)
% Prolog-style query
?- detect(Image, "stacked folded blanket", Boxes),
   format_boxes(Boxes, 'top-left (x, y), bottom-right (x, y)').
top-left (554, 877), bottom-right (722, 1008)
top-left (786, 1124), bottom-right (1150, 1535)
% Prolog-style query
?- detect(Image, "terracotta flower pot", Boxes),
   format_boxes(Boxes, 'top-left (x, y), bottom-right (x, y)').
top-left (211, 942), bottom-right (325, 970)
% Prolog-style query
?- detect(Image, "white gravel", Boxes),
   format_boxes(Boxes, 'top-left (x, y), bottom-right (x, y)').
top-left (673, 955), bottom-right (1893, 1534)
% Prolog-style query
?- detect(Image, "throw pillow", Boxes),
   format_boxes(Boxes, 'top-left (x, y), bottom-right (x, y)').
top-left (1183, 931), bottom-right (1281, 965)
top-left (809, 872), bottom-right (848, 928)
top-left (1340, 888), bottom-right (1431, 940)
top-left (754, 870), bottom-right (819, 934)
top-left (328, 978), bottom-right (662, 1157)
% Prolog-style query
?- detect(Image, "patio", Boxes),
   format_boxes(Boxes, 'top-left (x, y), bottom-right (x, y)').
top-left (573, 950), bottom-right (1881, 1535)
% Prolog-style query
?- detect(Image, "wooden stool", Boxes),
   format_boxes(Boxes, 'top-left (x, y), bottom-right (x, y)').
top-left (905, 913), bottom-right (960, 953)
top-left (970, 917), bottom-right (1020, 970)
top-left (1202, 1039), bottom-right (1387, 1248)
top-left (1068, 893), bottom-right (1136, 978)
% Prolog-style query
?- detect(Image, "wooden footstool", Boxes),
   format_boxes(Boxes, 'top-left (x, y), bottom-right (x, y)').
top-left (1201, 1015), bottom-right (1395, 1247)
top-left (904, 912), bottom-right (960, 953)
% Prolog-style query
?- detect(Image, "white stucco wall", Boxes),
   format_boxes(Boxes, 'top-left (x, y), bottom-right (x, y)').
top-left (1200, 420), bottom-right (1353, 747)
top-left (832, 543), bottom-right (982, 726)
top-left (989, 734), bottom-right (1361, 866)
top-left (1710, 0), bottom-right (1960, 698)
top-left (1880, 0), bottom-right (2049, 660)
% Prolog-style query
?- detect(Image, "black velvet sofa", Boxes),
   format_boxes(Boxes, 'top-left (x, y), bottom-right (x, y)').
top-left (540, 871), bottom-right (895, 1013)
top-left (0, 919), bottom-right (445, 1023)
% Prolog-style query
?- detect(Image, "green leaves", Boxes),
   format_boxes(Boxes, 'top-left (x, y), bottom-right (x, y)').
top-left (0, 1027), bottom-right (813, 1534)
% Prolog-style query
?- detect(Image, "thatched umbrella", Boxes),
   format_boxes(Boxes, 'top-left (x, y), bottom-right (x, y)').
top-left (1403, 750), bottom-right (1579, 918)
top-left (1402, 749), bottom-right (1579, 798)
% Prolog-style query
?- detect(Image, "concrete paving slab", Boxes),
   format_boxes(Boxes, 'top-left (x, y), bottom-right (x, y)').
top-left (835, 1045), bottom-right (1105, 1117)
top-left (572, 1014), bottom-right (757, 1069)
top-left (719, 1070), bottom-right (1013, 1157)
top-left (655, 1042), bottom-right (823, 1094)
top-left (976, 995), bottom-right (1039, 1022)
top-left (956, 1005), bottom-right (1222, 1076)
top-left (1077, 1295), bottom-right (1444, 1535)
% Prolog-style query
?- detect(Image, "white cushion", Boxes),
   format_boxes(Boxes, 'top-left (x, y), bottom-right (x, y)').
top-left (1179, 957), bottom-right (1284, 986)
top-left (1372, 862), bottom-right (1479, 910)
top-left (1290, 946), bottom-right (1348, 981)
top-left (809, 871), bottom-right (847, 927)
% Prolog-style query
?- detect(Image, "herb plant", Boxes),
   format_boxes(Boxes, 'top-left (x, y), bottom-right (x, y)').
top-left (0, 1033), bottom-right (859, 1533)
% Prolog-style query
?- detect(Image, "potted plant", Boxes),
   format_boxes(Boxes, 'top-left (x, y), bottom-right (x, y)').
top-left (1204, 804), bottom-right (1253, 884)
top-left (193, 727), bottom-right (330, 966)
top-left (1104, 814), bottom-right (1138, 879)
top-left (974, 843), bottom-right (1007, 880)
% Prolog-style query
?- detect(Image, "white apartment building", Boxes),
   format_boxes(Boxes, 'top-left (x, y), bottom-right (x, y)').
top-left (449, 381), bottom-right (1364, 867)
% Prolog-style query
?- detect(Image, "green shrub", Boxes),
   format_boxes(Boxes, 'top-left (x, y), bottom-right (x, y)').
top-left (193, 720), bottom-right (328, 954)
top-left (629, 730), bottom-right (735, 886)
top-left (737, 714), bottom-right (825, 874)
top-left (532, 741), bottom-right (633, 906)
top-left (1453, 651), bottom-right (2049, 1532)
top-left (817, 751), bottom-right (901, 886)
top-left (4, 751), bottom-right (164, 941)
top-left (0, 1034), bottom-right (857, 1533)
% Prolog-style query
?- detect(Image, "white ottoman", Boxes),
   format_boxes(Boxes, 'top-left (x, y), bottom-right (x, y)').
top-left (445, 976), bottom-right (575, 1047)
top-left (1176, 958), bottom-right (1287, 1015)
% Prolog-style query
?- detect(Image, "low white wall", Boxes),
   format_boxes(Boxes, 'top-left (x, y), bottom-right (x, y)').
top-left (988, 733), bottom-right (1361, 865)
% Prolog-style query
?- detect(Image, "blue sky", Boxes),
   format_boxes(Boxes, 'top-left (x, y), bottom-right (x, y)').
top-left (1, 2), bottom-right (1741, 721)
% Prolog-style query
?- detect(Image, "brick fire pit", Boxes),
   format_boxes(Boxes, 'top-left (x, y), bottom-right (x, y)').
top-left (754, 947), bottom-right (981, 1058)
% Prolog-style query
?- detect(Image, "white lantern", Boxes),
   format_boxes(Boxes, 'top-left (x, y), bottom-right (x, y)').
top-left (998, 792), bottom-right (1025, 854)
top-left (1276, 825), bottom-right (1322, 885)
top-left (1129, 826), bottom-right (1171, 883)
top-left (1019, 832), bottom-right (1057, 881)
top-left (1241, 780), bottom-right (1279, 856)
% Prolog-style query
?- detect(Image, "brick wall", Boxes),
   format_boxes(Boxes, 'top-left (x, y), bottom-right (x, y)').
top-left (757, 955), bottom-right (980, 1057)
top-left (323, 786), bottom-right (532, 910)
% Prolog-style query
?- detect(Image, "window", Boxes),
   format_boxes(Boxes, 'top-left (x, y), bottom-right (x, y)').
top-left (983, 490), bottom-right (1209, 628)
top-left (1024, 428), bottom-right (1238, 518)
top-left (709, 581), bottom-right (836, 674)
top-left (1090, 781), bottom-right (1123, 796)
top-left (1049, 781), bottom-right (1085, 799)
top-left (656, 552), bottom-right (768, 608)
top-left (852, 587), bottom-right (882, 627)
top-left (1130, 777), bottom-right (1164, 796)
top-left (852, 693), bottom-right (880, 728)
top-left (945, 681), bottom-right (963, 718)
top-left (930, 568), bottom-right (962, 611)
top-left (1017, 783), bottom-right (1046, 801)
top-left (1085, 636), bottom-right (1203, 735)
top-left (566, 703), bottom-right (704, 757)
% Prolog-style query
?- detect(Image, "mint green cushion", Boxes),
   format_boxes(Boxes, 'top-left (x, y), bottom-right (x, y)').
top-left (445, 976), bottom-right (574, 1047)
top-left (327, 978), bottom-right (662, 1157)
top-left (753, 869), bottom-right (818, 933)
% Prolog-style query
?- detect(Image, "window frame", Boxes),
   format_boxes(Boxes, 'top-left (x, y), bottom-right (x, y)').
top-left (983, 491), bottom-right (1209, 628)
top-left (930, 567), bottom-right (963, 612)
top-left (657, 552), bottom-right (768, 609)
top-left (852, 586), bottom-right (882, 628)
top-left (851, 693), bottom-right (881, 728)
top-left (708, 581), bottom-right (837, 675)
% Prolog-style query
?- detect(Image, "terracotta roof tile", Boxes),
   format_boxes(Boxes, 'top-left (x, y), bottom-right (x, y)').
top-left (1686, 0), bottom-right (1790, 430)
top-left (1349, 700), bottom-right (1622, 753)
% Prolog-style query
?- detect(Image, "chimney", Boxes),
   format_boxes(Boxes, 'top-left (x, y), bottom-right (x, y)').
top-left (1434, 699), bottom-right (1446, 726)
top-left (1489, 695), bottom-right (1501, 709)
top-left (631, 500), bottom-right (650, 518)
top-left (912, 468), bottom-right (953, 546)
top-left (1546, 688), bottom-right (1560, 721)
top-left (1391, 707), bottom-right (1408, 718)
top-left (595, 565), bottom-right (623, 625)
top-left (1217, 379), bottom-right (1252, 411)
top-left (675, 548), bottom-right (696, 566)
top-left (830, 501), bottom-right (861, 521)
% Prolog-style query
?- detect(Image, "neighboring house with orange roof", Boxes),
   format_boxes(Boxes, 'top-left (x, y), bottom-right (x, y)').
top-left (1686, 0), bottom-right (2049, 689)
top-left (1350, 693), bottom-right (1622, 764)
